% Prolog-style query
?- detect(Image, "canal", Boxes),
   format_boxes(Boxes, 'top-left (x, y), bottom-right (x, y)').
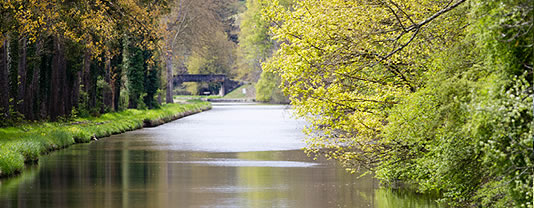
top-left (0, 103), bottom-right (439, 208)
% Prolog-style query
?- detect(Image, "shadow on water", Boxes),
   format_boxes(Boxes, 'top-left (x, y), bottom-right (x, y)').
top-left (0, 103), bottom-right (442, 208)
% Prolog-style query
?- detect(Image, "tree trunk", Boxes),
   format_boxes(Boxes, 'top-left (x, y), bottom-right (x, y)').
top-left (27, 60), bottom-right (41, 120)
top-left (16, 37), bottom-right (27, 116)
top-left (58, 38), bottom-right (68, 117)
top-left (165, 45), bottom-right (173, 104)
top-left (50, 37), bottom-right (60, 120)
top-left (7, 36), bottom-right (18, 110)
top-left (111, 75), bottom-right (119, 111)
top-left (40, 37), bottom-right (52, 120)
top-left (103, 53), bottom-right (113, 111)
top-left (72, 71), bottom-right (81, 110)
top-left (82, 47), bottom-right (91, 96)
top-left (111, 47), bottom-right (122, 112)
top-left (50, 35), bottom-right (67, 120)
top-left (25, 40), bottom-right (43, 120)
top-left (0, 39), bottom-right (9, 117)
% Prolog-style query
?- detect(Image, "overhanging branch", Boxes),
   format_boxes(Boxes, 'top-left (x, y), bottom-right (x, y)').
top-left (372, 0), bottom-right (466, 66)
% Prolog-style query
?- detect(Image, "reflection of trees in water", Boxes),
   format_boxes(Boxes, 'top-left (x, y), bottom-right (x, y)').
top-left (0, 108), bottom-right (439, 208)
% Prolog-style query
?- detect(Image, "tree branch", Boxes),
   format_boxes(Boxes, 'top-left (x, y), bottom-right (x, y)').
top-left (374, 0), bottom-right (466, 66)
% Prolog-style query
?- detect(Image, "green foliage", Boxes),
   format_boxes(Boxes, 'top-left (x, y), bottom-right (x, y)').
top-left (136, 93), bottom-right (148, 110)
top-left (125, 40), bottom-right (146, 109)
top-left (185, 31), bottom-right (236, 95)
top-left (382, 42), bottom-right (532, 206)
top-left (123, 37), bottom-right (162, 109)
top-left (236, 0), bottom-right (265, 80)
top-left (262, 0), bottom-right (532, 206)
top-left (0, 143), bottom-right (24, 176)
top-left (0, 0), bottom-right (167, 122)
top-left (144, 65), bottom-right (160, 109)
top-left (237, 0), bottom-right (291, 102)
top-left (239, 0), bottom-right (272, 64)
top-left (0, 104), bottom-right (24, 127)
top-left (238, 0), bottom-right (292, 76)
top-left (262, 0), bottom-right (463, 172)
top-left (0, 101), bottom-right (211, 178)
top-left (255, 71), bottom-right (287, 103)
top-left (119, 88), bottom-right (129, 111)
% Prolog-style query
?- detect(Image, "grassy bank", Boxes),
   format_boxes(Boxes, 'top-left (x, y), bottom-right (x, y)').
top-left (0, 101), bottom-right (211, 177)
top-left (223, 84), bottom-right (255, 99)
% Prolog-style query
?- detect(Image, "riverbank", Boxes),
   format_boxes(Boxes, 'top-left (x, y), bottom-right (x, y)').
top-left (0, 101), bottom-right (211, 178)
top-left (206, 98), bottom-right (256, 103)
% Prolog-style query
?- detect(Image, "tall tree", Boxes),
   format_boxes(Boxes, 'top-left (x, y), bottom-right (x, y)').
top-left (125, 37), bottom-right (146, 109)
top-left (162, 0), bottom-right (233, 101)
top-left (109, 40), bottom-right (123, 111)
top-left (0, 0), bottom-right (167, 121)
top-left (262, 0), bottom-right (532, 206)
top-left (16, 37), bottom-right (27, 115)
top-left (25, 40), bottom-right (43, 120)
top-left (263, 0), bottom-right (466, 169)
top-left (237, 0), bottom-right (272, 81)
top-left (236, 0), bottom-right (292, 102)
top-left (0, 40), bottom-right (8, 118)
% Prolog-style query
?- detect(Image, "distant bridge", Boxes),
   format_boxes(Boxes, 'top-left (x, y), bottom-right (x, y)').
top-left (173, 74), bottom-right (241, 96)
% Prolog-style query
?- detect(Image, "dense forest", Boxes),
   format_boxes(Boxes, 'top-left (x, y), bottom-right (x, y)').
top-left (260, 0), bottom-right (532, 207)
top-left (0, 0), bottom-right (260, 126)
top-left (0, 0), bottom-right (167, 124)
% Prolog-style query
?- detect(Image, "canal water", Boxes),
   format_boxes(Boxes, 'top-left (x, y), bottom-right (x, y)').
top-left (0, 103), bottom-right (440, 208)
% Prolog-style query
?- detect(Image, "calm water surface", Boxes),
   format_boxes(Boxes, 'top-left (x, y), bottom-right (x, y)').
top-left (0, 103), bottom-right (440, 208)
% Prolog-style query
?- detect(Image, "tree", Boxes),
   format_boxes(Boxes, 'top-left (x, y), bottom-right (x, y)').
top-left (0, 0), bottom-right (167, 122)
top-left (163, 0), bottom-right (239, 97)
top-left (125, 37), bottom-right (146, 109)
top-left (237, 0), bottom-right (273, 81)
top-left (163, 0), bottom-right (217, 102)
top-left (236, 0), bottom-right (292, 102)
top-left (0, 39), bottom-right (8, 119)
top-left (263, 0), bottom-right (466, 168)
top-left (262, 0), bottom-right (532, 206)
top-left (185, 30), bottom-right (237, 95)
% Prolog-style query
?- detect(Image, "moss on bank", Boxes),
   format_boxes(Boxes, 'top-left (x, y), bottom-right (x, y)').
top-left (0, 101), bottom-right (211, 177)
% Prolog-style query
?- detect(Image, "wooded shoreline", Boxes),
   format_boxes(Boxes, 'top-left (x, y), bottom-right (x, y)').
top-left (0, 101), bottom-right (211, 178)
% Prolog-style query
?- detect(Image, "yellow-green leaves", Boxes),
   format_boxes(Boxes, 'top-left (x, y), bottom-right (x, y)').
top-left (262, 0), bottom-right (533, 206)
top-left (0, 0), bottom-right (165, 57)
top-left (262, 0), bottom-right (466, 172)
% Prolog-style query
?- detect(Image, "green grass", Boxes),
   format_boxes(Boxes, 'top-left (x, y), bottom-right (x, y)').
top-left (222, 84), bottom-right (255, 99)
top-left (0, 101), bottom-right (211, 177)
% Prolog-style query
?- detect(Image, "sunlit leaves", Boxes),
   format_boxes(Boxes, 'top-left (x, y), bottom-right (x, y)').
top-left (262, 0), bottom-right (466, 172)
top-left (0, 0), bottom-right (166, 57)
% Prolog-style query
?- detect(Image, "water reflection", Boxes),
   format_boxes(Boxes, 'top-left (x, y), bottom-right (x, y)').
top-left (0, 103), bottom-right (440, 208)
